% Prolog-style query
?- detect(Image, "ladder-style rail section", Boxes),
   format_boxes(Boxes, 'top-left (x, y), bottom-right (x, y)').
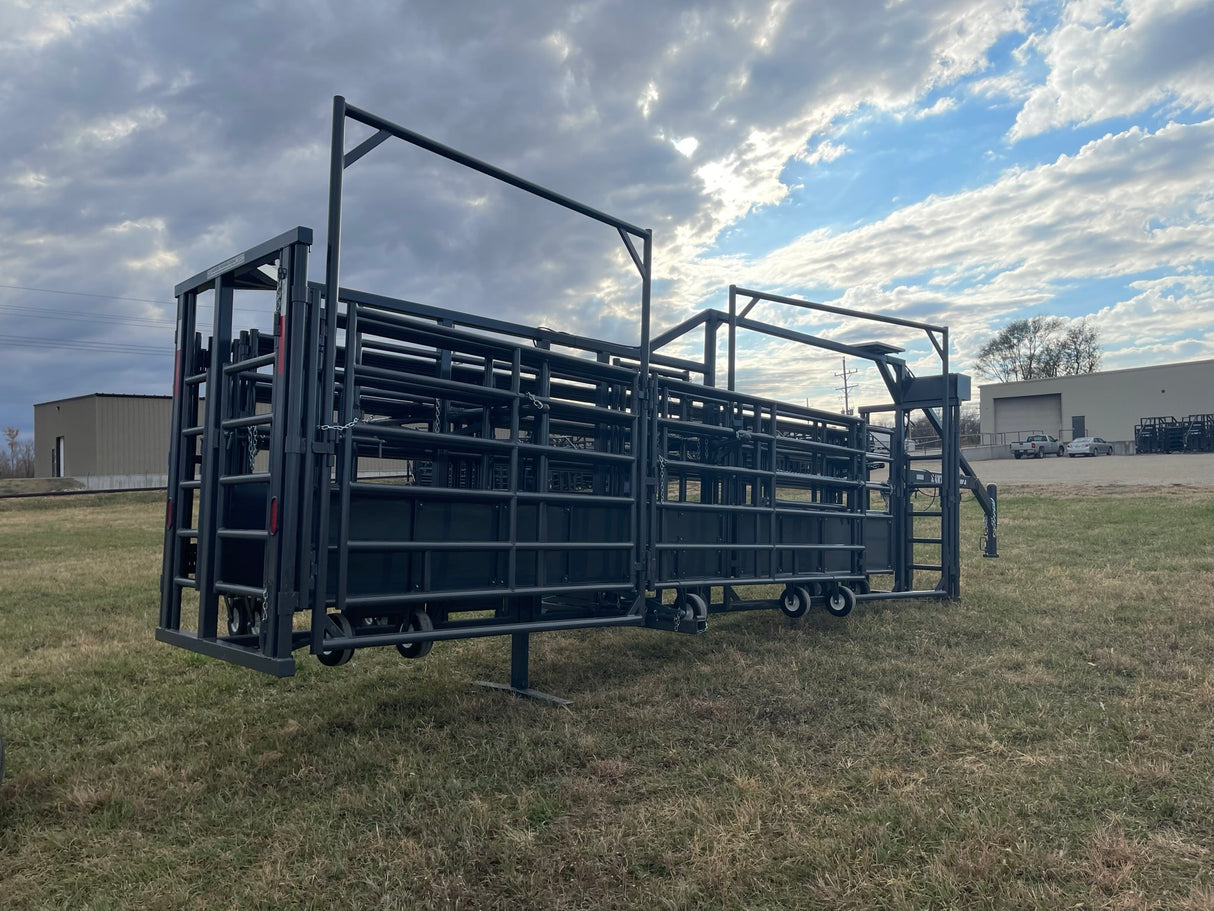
top-left (650, 374), bottom-right (869, 594)
top-left (326, 300), bottom-right (642, 622)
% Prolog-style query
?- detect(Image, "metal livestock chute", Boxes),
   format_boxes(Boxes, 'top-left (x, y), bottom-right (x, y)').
top-left (157, 98), bottom-right (997, 698)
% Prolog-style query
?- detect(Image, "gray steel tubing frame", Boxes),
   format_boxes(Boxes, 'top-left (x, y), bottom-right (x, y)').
top-left (158, 227), bottom-right (320, 676)
top-left (650, 286), bottom-right (996, 601)
top-left (732, 285), bottom-right (997, 593)
top-left (159, 97), bottom-right (995, 685)
top-left (316, 97), bottom-right (655, 692)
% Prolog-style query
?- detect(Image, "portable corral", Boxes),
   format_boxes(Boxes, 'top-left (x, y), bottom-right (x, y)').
top-left (157, 98), bottom-right (997, 697)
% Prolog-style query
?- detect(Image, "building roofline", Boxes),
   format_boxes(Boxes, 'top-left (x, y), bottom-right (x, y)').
top-left (34, 392), bottom-right (173, 407)
top-left (978, 357), bottom-right (1214, 392)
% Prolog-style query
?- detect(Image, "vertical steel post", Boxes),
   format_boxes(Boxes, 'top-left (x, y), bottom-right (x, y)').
top-left (984, 483), bottom-right (999, 558)
top-left (160, 289), bottom-right (197, 632)
top-left (727, 285), bottom-right (737, 392)
top-left (313, 96), bottom-right (347, 651)
top-left (637, 231), bottom-right (655, 585)
top-left (196, 273), bottom-right (234, 638)
top-left (510, 632), bottom-right (530, 691)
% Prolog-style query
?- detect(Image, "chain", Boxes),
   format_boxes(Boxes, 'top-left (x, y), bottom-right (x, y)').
top-left (247, 426), bottom-right (259, 474)
top-left (318, 417), bottom-right (363, 434)
top-left (524, 391), bottom-right (549, 412)
top-left (656, 455), bottom-right (667, 502)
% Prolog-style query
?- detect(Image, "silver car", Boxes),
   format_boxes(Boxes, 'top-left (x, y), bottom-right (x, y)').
top-left (1067, 436), bottom-right (1114, 457)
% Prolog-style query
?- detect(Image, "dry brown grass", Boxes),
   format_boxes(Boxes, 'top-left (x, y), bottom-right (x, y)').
top-left (1, 488), bottom-right (1213, 909)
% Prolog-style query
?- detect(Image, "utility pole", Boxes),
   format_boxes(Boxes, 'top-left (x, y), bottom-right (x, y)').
top-left (835, 357), bottom-right (858, 415)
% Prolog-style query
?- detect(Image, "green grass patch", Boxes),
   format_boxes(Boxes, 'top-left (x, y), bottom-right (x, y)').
top-left (1, 489), bottom-right (1213, 909)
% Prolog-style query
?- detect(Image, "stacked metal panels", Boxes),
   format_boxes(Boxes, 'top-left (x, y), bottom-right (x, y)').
top-left (1134, 415), bottom-right (1214, 453)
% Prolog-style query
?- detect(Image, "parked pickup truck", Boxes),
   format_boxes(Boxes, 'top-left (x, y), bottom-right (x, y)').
top-left (1011, 434), bottom-right (1066, 459)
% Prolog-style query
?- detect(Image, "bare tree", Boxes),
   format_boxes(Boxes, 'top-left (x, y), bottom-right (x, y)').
top-left (16, 440), bottom-right (35, 478)
top-left (973, 316), bottom-right (1101, 382)
top-left (1054, 319), bottom-right (1101, 375)
top-left (3, 427), bottom-right (18, 476)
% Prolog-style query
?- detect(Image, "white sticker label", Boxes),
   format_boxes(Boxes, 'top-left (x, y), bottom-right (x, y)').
top-left (207, 253), bottom-right (246, 279)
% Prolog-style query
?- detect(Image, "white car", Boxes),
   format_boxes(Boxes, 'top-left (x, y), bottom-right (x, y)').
top-left (1067, 436), bottom-right (1114, 457)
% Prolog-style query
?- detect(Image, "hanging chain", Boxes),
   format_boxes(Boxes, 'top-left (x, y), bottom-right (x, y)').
top-left (318, 417), bottom-right (363, 434)
top-left (247, 426), bottom-right (260, 474)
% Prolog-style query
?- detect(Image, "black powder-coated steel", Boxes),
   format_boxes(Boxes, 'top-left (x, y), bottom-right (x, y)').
top-left (156, 99), bottom-right (995, 695)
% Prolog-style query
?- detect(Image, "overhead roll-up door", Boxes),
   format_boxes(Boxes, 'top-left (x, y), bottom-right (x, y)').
top-left (994, 394), bottom-right (1062, 439)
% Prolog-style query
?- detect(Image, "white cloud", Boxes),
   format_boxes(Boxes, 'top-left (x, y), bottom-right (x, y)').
top-left (0, 0), bottom-right (148, 50)
top-left (1010, 0), bottom-right (1214, 140)
top-left (0, 0), bottom-right (1210, 432)
top-left (730, 117), bottom-right (1214, 378)
top-left (672, 136), bottom-right (700, 157)
top-left (801, 139), bottom-right (849, 164)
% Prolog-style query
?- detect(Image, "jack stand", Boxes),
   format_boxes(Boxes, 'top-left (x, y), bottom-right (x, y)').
top-left (476, 632), bottom-right (571, 706)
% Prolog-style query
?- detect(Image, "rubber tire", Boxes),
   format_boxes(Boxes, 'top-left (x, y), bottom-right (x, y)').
top-left (317, 613), bottom-right (355, 667)
top-left (396, 609), bottom-right (434, 659)
top-left (681, 592), bottom-right (708, 623)
top-left (1057, 448), bottom-right (1064, 457)
top-left (1013, 452), bottom-right (1022, 459)
top-left (1034, 448), bottom-right (1043, 459)
top-left (825, 585), bottom-right (857, 618)
top-left (225, 597), bottom-right (249, 637)
top-left (779, 585), bottom-right (812, 618)
top-left (247, 599), bottom-right (263, 638)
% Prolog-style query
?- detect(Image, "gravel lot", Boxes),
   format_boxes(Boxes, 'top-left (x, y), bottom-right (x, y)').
top-left (962, 451), bottom-right (1214, 494)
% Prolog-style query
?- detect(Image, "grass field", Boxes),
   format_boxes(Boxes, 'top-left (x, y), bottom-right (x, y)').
top-left (0, 477), bottom-right (84, 497)
top-left (1, 488), bottom-right (1213, 910)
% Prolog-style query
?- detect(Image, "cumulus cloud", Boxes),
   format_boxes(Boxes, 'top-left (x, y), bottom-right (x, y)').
top-left (0, 0), bottom-right (1210, 433)
top-left (1010, 0), bottom-right (1214, 139)
top-left (740, 117), bottom-right (1214, 356)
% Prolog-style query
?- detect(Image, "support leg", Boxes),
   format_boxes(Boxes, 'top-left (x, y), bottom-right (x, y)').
top-left (476, 631), bottom-right (571, 706)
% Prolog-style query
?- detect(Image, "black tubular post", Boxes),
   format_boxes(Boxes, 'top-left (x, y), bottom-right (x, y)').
top-left (728, 285), bottom-right (737, 391)
top-left (510, 633), bottom-right (530, 690)
top-left (314, 95), bottom-right (347, 654)
top-left (638, 230), bottom-right (654, 585)
top-left (984, 484), bottom-right (999, 558)
top-left (160, 287), bottom-right (195, 633)
top-left (197, 272), bottom-right (234, 639)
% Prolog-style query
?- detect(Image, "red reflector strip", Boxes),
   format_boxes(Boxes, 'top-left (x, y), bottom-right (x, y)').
top-left (173, 349), bottom-right (181, 397)
top-left (166, 498), bottom-right (174, 530)
top-left (269, 497), bottom-right (279, 535)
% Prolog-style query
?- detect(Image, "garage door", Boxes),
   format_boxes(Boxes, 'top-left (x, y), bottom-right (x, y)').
top-left (994, 394), bottom-right (1063, 439)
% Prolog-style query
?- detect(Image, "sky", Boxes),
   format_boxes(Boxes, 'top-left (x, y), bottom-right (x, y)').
top-left (2, 0), bottom-right (1213, 443)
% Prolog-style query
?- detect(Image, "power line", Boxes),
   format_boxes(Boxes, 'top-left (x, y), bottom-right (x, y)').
top-left (0, 302), bottom-right (174, 328)
top-left (0, 282), bottom-right (173, 306)
top-left (0, 333), bottom-right (173, 356)
top-left (0, 282), bottom-right (276, 316)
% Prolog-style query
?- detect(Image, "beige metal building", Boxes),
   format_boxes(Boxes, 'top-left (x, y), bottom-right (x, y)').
top-left (34, 394), bottom-right (172, 486)
top-left (979, 358), bottom-right (1214, 445)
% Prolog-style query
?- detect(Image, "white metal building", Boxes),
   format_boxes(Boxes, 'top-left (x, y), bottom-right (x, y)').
top-left (979, 358), bottom-right (1214, 444)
